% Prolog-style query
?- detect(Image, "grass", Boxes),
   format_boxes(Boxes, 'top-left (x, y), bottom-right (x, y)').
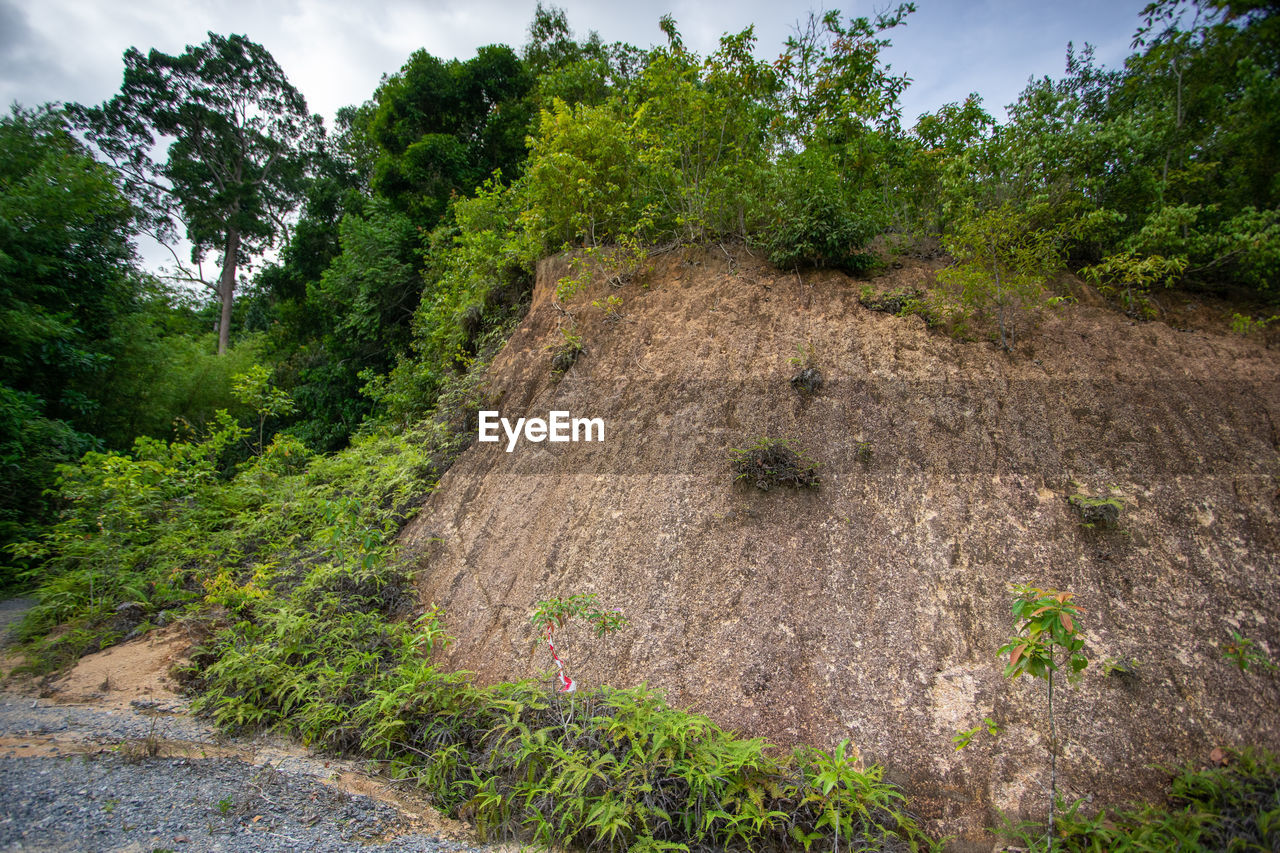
top-left (1001, 749), bottom-right (1280, 852)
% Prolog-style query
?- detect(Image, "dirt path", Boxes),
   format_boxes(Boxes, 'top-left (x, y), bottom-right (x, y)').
top-left (0, 601), bottom-right (497, 853)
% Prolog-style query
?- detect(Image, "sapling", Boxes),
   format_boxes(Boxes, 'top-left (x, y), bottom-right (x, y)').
top-left (529, 594), bottom-right (626, 692)
top-left (997, 584), bottom-right (1087, 851)
top-left (231, 364), bottom-right (296, 455)
top-left (1223, 630), bottom-right (1277, 673)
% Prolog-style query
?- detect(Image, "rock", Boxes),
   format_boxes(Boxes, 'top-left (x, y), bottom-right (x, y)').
top-left (401, 248), bottom-right (1280, 844)
top-left (790, 366), bottom-right (823, 396)
top-left (1068, 494), bottom-right (1123, 529)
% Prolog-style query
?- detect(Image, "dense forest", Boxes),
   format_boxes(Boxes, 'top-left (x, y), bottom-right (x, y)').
top-left (3, 1), bottom-right (1278, 849)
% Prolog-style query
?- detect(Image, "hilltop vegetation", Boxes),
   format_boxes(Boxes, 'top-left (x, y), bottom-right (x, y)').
top-left (3, 1), bottom-right (1279, 849)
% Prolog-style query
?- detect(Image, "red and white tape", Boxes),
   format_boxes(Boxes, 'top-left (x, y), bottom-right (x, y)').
top-left (544, 624), bottom-right (577, 693)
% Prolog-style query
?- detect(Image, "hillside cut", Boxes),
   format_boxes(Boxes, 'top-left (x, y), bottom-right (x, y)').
top-left (402, 247), bottom-right (1280, 845)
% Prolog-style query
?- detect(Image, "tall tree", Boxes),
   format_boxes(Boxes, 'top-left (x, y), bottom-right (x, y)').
top-left (367, 45), bottom-right (531, 225)
top-left (73, 33), bottom-right (322, 353)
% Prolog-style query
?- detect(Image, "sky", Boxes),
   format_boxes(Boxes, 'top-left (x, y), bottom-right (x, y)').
top-left (1, 0), bottom-right (1149, 273)
top-left (4, 0), bottom-right (1150, 127)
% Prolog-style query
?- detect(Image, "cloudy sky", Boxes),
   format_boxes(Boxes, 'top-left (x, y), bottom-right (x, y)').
top-left (5, 0), bottom-right (1149, 128)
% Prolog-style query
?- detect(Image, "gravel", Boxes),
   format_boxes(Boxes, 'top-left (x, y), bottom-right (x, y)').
top-left (0, 692), bottom-right (493, 852)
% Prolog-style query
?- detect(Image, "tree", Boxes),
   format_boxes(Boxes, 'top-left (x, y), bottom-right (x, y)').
top-left (937, 203), bottom-right (1067, 351)
top-left (72, 33), bottom-right (322, 354)
top-left (368, 45), bottom-right (531, 226)
top-left (998, 585), bottom-right (1088, 851)
top-left (231, 364), bottom-right (295, 454)
top-left (0, 104), bottom-right (139, 582)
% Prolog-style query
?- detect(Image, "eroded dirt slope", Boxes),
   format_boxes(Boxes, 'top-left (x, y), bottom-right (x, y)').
top-left (403, 247), bottom-right (1280, 846)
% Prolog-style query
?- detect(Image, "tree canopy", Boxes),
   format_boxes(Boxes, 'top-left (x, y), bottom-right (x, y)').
top-left (72, 32), bottom-right (322, 353)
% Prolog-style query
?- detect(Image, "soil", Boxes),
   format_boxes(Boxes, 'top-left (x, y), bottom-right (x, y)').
top-left (400, 245), bottom-right (1280, 848)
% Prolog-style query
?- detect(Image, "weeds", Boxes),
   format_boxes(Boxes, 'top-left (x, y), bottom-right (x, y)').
top-left (729, 438), bottom-right (821, 491)
top-left (550, 325), bottom-right (585, 376)
top-left (1230, 313), bottom-right (1278, 335)
top-left (1223, 631), bottom-right (1277, 673)
top-left (1068, 493), bottom-right (1124, 530)
top-left (859, 286), bottom-right (923, 315)
top-left (1001, 748), bottom-right (1280, 852)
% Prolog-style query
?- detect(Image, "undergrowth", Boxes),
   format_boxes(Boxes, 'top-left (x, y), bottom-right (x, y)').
top-left (190, 597), bottom-right (935, 852)
top-left (11, 334), bottom-right (932, 853)
top-left (729, 438), bottom-right (821, 491)
top-left (7, 362), bottom-right (482, 674)
top-left (1000, 748), bottom-right (1280, 852)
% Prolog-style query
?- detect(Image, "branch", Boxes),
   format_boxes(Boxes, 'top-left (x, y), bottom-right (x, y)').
top-left (149, 231), bottom-right (216, 294)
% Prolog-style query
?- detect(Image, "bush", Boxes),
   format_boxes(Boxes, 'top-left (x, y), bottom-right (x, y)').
top-left (1068, 494), bottom-right (1124, 529)
top-left (756, 149), bottom-right (884, 274)
top-left (1002, 748), bottom-right (1280, 852)
top-left (194, 599), bottom-right (934, 852)
top-left (729, 438), bottom-right (821, 491)
top-left (936, 203), bottom-right (1067, 351)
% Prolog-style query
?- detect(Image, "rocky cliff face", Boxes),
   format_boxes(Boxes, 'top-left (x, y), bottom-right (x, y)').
top-left (402, 247), bottom-right (1280, 846)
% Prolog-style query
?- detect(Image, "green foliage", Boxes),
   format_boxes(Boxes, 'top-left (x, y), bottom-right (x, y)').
top-left (1000, 586), bottom-right (1087, 683)
top-left (374, 177), bottom-right (536, 426)
top-left (231, 365), bottom-right (296, 455)
top-left (1101, 657), bottom-right (1141, 678)
top-left (524, 99), bottom-right (645, 250)
top-left (729, 438), bottom-right (821, 491)
top-left (368, 45), bottom-right (532, 226)
top-left (530, 593), bottom-right (627, 637)
top-left (530, 594), bottom-right (626, 693)
top-left (756, 148), bottom-right (884, 274)
top-left (592, 294), bottom-right (625, 323)
top-left (522, 3), bottom-right (643, 110)
top-left (993, 3), bottom-right (1280, 296)
top-left (1067, 494), bottom-right (1125, 530)
top-left (999, 585), bottom-right (1088, 848)
top-left (549, 325), bottom-right (584, 376)
top-left (1001, 748), bottom-right (1280, 852)
top-left (776, 6), bottom-right (915, 144)
top-left (196, 626), bottom-right (934, 852)
top-left (0, 104), bottom-right (141, 584)
top-left (952, 717), bottom-right (999, 751)
top-left (1230, 312), bottom-right (1279, 334)
top-left (1223, 631), bottom-right (1278, 674)
top-left (72, 34), bottom-right (322, 353)
top-left (937, 203), bottom-right (1068, 350)
top-left (557, 239), bottom-right (649, 301)
top-left (1081, 251), bottom-right (1187, 318)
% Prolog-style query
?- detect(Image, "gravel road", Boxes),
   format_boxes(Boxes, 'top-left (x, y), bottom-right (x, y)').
top-left (0, 593), bottom-right (496, 853)
top-left (0, 692), bottom-right (497, 852)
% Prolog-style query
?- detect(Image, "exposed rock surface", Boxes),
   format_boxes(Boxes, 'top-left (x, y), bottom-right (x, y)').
top-left (403, 247), bottom-right (1280, 846)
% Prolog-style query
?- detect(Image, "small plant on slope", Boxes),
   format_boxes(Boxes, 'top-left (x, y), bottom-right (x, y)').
top-left (529, 593), bottom-right (626, 692)
top-left (729, 437), bottom-right (821, 491)
top-left (937, 203), bottom-right (1066, 352)
top-left (1223, 630), bottom-right (1277, 674)
top-left (952, 716), bottom-right (1000, 751)
top-left (549, 325), bottom-right (585, 376)
top-left (997, 584), bottom-right (1088, 851)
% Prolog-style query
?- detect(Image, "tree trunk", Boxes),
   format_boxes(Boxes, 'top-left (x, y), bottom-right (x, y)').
top-left (1048, 662), bottom-right (1057, 852)
top-left (217, 228), bottom-right (241, 355)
